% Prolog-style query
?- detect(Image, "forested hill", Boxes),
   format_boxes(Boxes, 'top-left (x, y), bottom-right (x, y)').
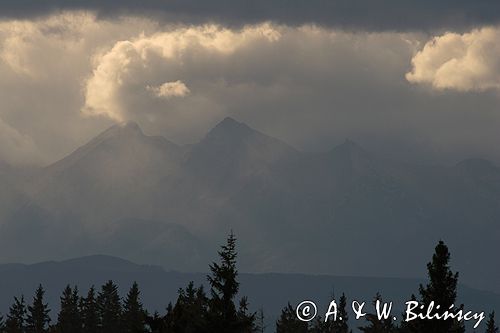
top-left (0, 255), bottom-right (498, 327)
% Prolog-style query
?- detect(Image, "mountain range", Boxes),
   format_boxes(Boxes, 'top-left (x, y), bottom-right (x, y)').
top-left (0, 117), bottom-right (499, 293)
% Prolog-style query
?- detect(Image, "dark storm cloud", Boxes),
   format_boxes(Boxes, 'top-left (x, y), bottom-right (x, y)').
top-left (1, 0), bottom-right (500, 32)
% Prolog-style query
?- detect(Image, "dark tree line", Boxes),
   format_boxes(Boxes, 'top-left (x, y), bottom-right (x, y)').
top-left (0, 237), bottom-right (496, 332)
top-left (0, 280), bottom-right (148, 333)
top-left (0, 232), bottom-right (256, 333)
top-left (276, 240), bottom-right (498, 333)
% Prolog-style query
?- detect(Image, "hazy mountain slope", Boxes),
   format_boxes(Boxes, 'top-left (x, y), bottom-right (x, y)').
top-left (97, 218), bottom-right (209, 270)
top-left (0, 118), bottom-right (499, 293)
top-left (29, 122), bottom-right (183, 225)
top-left (147, 117), bottom-right (301, 234)
top-left (185, 117), bottom-right (298, 188)
top-left (0, 160), bottom-right (38, 221)
top-left (0, 173), bottom-right (25, 221)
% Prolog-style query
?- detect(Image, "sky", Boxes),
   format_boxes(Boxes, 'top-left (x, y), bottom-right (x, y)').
top-left (1, 1), bottom-right (500, 166)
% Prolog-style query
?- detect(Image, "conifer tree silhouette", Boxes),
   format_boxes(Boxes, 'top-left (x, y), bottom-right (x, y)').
top-left (399, 241), bottom-right (464, 333)
top-left (486, 312), bottom-right (499, 333)
top-left (26, 285), bottom-right (50, 333)
top-left (166, 281), bottom-right (208, 332)
top-left (358, 293), bottom-right (396, 333)
top-left (145, 311), bottom-right (165, 333)
top-left (255, 308), bottom-right (266, 333)
top-left (334, 293), bottom-right (351, 333)
top-left (206, 231), bottom-right (255, 332)
top-left (81, 286), bottom-right (98, 333)
top-left (398, 294), bottom-right (420, 333)
top-left (122, 282), bottom-right (146, 333)
top-left (236, 296), bottom-right (256, 332)
top-left (162, 305), bottom-right (174, 332)
top-left (309, 292), bottom-right (351, 333)
top-left (276, 302), bottom-right (308, 333)
top-left (311, 292), bottom-right (351, 333)
top-left (57, 285), bottom-right (81, 333)
top-left (418, 241), bottom-right (465, 333)
top-left (5, 296), bottom-right (27, 333)
top-left (97, 281), bottom-right (122, 333)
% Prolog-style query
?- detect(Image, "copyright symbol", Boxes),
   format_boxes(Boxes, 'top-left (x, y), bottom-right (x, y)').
top-left (296, 300), bottom-right (317, 322)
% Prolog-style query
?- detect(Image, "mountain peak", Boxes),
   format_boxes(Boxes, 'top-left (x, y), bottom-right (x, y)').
top-left (327, 139), bottom-right (375, 173)
top-left (86, 121), bottom-right (145, 145)
top-left (185, 117), bottom-right (297, 181)
top-left (215, 116), bottom-right (251, 131)
top-left (45, 120), bottom-right (180, 173)
top-left (119, 120), bottom-right (141, 132)
top-left (342, 138), bottom-right (361, 147)
top-left (219, 116), bottom-right (239, 126)
top-left (110, 121), bottom-right (143, 136)
top-left (205, 117), bottom-right (255, 141)
top-left (333, 139), bottom-right (367, 155)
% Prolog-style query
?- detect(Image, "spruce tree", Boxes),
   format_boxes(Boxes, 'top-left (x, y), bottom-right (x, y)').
top-left (206, 231), bottom-right (254, 332)
top-left (122, 282), bottom-right (146, 333)
top-left (237, 297), bottom-right (256, 333)
top-left (166, 281), bottom-right (208, 332)
top-left (97, 281), bottom-right (122, 333)
top-left (255, 308), bottom-right (266, 333)
top-left (309, 316), bottom-right (325, 333)
top-left (358, 293), bottom-right (396, 333)
top-left (144, 311), bottom-right (165, 333)
top-left (336, 293), bottom-right (351, 333)
top-left (398, 294), bottom-right (420, 333)
top-left (57, 285), bottom-right (81, 333)
top-left (418, 241), bottom-right (465, 333)
top-left (319, 293), bottom-right (350, 333)
top-left (5, 296), bottom-right (26, 333)
top-left (309, 292), bottom-right (350, 333)
top-left (486, 312), bottom-right (499, 333)
top-left (276, 302), bottom-right (308, 333)
top-left (81, 286), bottom-right (98, 333)
top-left (26, 285), bottom-right (51, 333)
top-left (162, 305), bottom-right (174, 332)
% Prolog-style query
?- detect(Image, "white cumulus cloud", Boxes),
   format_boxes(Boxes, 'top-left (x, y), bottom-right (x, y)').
top-left (81, 24), bottom-right (424, 146)
top-left (406, 27), bottom-right (500, 91)
top-left (0, 12), bottom-right (159, 164)
top-left (3, 11), bottom-right (500, 165)
top-left (147, 81), bottom-right (190, 98)
top-left (82, 24), bottom-right (282, 122)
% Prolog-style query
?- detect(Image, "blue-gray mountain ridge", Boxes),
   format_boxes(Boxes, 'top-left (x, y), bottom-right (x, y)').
top-left (0, 255), bottom-right (498, 332)
top-left (0, 117), bottom-right (498, 293)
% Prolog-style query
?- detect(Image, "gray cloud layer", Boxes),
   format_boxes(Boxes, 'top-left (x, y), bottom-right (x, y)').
top-left (1, 13), bottom-right (500, 167)
top-left (1, 0), bottom-right (500, 32)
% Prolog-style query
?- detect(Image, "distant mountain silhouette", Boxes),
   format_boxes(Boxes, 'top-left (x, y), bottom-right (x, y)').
top-left (0, 117), bottom-right (499, 294)
top-left (0, 255), bottom-right (498, 330)
top-left (185, 117), bottom-right (298, 191)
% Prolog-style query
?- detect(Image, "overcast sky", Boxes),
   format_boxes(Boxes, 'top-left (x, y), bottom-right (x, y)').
top-left (1, 2), bottom-right (500, 165)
